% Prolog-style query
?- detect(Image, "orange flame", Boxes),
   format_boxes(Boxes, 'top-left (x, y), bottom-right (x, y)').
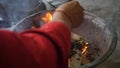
top-left (31, 26), bottom-right (36, 29)
top-left (41, 12), bottom-right (52, 23)
top-left (82, 46), bottom-right (88, 54)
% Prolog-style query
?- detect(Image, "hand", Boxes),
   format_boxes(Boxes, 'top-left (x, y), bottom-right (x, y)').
top-left (52, 1), bottom-right (84, 29)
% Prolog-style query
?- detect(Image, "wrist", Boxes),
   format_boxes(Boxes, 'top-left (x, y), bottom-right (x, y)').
top-left (52, 11), bottom-right (72, 30)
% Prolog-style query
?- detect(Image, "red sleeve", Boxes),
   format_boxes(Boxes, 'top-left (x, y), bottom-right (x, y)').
top-left (0, 22), bottom-right (71, 68)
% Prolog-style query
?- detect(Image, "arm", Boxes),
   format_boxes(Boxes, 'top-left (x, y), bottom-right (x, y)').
top-left (0, 1), bottom-right (83, 68)
top-left (0, 22), bottom-right (70, 68)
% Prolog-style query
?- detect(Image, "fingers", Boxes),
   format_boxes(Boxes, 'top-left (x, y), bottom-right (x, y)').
top-left (55, 1), bottom-right (84, 28)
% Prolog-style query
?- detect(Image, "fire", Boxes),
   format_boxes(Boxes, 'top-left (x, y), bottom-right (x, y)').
top-left (82, 46), bottom-right (88, 54)
top-left (31, 26), bottom-right (36, 29)
top-left (82, 42), bottom-right (89, 54)
top-left (41, 12), bottom-right (52, 23)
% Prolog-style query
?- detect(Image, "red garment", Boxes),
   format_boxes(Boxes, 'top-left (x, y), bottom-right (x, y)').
top-left (0, 22), bottom-right (71, 68)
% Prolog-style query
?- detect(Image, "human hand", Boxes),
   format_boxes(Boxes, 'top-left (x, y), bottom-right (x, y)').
top-left (52, 1), bottom-right (84, 28)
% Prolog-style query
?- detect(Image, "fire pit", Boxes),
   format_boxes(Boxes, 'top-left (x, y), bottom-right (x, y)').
top-left (12, 10), bottom-right (117, 68)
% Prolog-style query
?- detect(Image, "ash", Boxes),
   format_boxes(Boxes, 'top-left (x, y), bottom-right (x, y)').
top-left (69, 37), bottom-right (100, 67)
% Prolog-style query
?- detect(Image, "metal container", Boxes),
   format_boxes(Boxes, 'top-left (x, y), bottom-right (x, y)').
top-left (0, 0), bottom-right (46, 24)
top-left (72, 11), bottom-right (117, 68)
top-left (12, 10), bottom-right (117, 68)
top-left (0, 2), bottom-right (11, 28)
top-left (42, 0), bottom-right (71, 9)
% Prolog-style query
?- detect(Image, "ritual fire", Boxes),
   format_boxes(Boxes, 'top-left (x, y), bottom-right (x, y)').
top-left (14, 10), bottom-right (117, 68)
top-left (41, 12), bottom-right (52, 23)
top-left (40, 12), bottom-right (100, 68)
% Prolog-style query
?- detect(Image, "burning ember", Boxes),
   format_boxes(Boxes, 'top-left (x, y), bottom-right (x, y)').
top-left (41, 12), bottom-right (52, 23)
top-left (69, 33), bottom-right (100, 68)
top-left (82, 46), bottom-right (88, 54)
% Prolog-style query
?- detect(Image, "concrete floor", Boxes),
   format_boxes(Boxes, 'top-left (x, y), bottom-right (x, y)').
top-left (78, 0), bottom-right (120, 68)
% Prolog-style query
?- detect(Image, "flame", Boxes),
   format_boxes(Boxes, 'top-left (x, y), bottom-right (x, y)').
top-left (31, 26), bottom-right (36, 29)
top-left (82, 46), bottom-right (88, 54)
top-left (41, 12), bottom-right (52, 23)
